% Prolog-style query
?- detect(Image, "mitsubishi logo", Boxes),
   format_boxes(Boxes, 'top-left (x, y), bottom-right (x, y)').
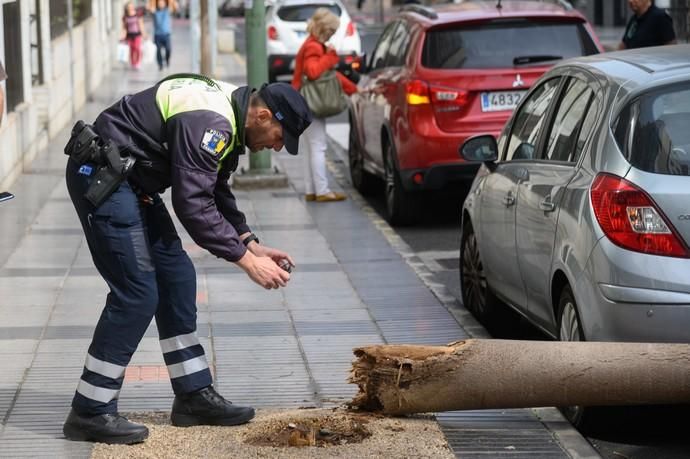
top-left (513, 74), bottom-right (525, 88)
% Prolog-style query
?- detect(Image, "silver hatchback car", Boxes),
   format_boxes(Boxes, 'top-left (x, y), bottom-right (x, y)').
top-left (460, 46), bottom-right (690, 343)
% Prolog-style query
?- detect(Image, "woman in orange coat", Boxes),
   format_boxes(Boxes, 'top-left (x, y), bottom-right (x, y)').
top-left (292, 8), bottom-right (357, 202)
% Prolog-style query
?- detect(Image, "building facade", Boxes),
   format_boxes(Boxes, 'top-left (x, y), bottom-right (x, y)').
top-left (0, 0), bottom-right (122, 188)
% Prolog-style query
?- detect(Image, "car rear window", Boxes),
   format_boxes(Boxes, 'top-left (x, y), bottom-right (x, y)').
top-left (277, 3), bottom-right (341, 22)
top-left (422, 20), bottom-right (599, 69)
top-left (617, 83), bottom-right (690, 176)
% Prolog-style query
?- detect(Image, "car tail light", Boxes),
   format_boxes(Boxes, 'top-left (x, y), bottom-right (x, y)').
top-left (268, 25), bottom-right (279, 41)
top-left (405, 80), bottom-right (468, 109)
top-left (590, 173), bottom-right (689, 257)
top-left (346, 21), bottom-right (356, 37)
top-left (406, 80), bottom-right (431, 105)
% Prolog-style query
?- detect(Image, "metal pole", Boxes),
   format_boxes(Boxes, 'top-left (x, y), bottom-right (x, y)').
top-left (190, 0), bottom-right (200, 72)
top-left (200, 0), bottom-right (211, 74)
top-left (245, 0), bottom-right (271, 171)
top-left (209, 0), bottom-right (218, 75)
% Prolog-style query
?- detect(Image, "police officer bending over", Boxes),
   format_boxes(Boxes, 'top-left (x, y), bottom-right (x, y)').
top-left (62, 75), bottom-right (311, 444)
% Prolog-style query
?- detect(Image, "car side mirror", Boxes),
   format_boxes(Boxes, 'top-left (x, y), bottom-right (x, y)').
top-left (460, 134), bottom-right (498, 163)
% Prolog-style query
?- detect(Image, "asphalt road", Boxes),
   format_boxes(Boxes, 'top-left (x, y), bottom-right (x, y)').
top-left (232, 19), bottom-right (690, 459)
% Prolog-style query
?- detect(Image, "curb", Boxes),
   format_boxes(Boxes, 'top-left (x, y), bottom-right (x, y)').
top-left (232, 168), bottom-right (289, 189)
top-left (324, 135), bottom-right (601, 459)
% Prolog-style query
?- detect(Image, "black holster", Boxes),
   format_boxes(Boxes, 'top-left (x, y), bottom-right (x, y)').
top-left (64, 120), bottom-right (101, 164)
top-left (65, 120), bottom-right (137, 207)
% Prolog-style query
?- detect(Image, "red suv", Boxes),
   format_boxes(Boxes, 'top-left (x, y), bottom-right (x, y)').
top-left (348, 1), bottom-right (603, 225)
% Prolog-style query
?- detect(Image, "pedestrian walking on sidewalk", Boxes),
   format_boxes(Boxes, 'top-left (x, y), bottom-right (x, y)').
top-left (121, 2), bottom-right (147, 69)
top-left (618, 0), bottom-right (676, 49)
top-left (62, 75), bottom-right (311, 444)
top-left (292, 8), bottom-right (357, 202)
top-left (150, 0), bottom-right (175, 70)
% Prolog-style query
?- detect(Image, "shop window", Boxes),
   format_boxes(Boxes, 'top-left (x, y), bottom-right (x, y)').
top-left (50, 0), bottom-right (93, 39)
top-left (30, 0), bottom-right (44, 86)
top-left (3, 0), bottom-right (24, 112)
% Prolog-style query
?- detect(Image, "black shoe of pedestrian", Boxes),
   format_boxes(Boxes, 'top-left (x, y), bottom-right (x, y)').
top-left (63, 409), bottom-right (149, 444)
top-left (171, 386), bottom-right (255, 427)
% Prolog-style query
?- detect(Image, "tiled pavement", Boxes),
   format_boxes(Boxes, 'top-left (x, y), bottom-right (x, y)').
top-left (0, 21), bottom-right (599, 459)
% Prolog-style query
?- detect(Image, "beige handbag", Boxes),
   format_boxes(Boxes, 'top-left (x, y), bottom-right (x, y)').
top-left (300, 70), bottom-right (348, 118)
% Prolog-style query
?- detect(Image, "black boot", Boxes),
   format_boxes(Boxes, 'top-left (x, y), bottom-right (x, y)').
top-left (171, 386), bottom-right (255, 427)
top-left (63, 409), bottom-right (149, 444)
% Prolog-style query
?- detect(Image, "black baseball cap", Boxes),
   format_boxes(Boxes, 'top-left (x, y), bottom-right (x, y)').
top-left (258, 82), bottom-right (312, 155)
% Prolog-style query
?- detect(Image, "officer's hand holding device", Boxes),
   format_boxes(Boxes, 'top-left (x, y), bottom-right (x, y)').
top-left (239, 233), bottom-right (294, 288)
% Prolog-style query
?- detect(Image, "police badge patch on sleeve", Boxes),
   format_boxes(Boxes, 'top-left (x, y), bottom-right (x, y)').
top-left (200, 129), bottom-right (227, 157)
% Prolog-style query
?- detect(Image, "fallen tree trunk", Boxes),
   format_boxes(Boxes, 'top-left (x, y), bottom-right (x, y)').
top-left (349, 339), bottom-right (690, 415)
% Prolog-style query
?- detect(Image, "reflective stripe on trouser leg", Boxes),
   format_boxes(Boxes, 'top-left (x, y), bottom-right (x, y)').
top-left (73, 352), bottom-right (127, 413)
top-left (160, 332), bottom-right (212, 393)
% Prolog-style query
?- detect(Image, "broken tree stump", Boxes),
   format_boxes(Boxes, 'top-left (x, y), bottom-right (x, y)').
top-left (349, 339), bottom-right (690, 415)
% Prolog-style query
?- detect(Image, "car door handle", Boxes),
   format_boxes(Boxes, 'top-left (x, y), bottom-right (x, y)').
top-left (503, 192), bottom-right (516, 207)
top-left (539, 197), bottom-right (556, 212)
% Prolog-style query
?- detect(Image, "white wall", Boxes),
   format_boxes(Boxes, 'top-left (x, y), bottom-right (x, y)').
top-left (0, 0), bottom-right (120, 189)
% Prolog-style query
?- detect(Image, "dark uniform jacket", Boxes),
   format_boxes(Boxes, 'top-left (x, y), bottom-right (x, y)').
top-left (94, 77), bottom-right (251, 262)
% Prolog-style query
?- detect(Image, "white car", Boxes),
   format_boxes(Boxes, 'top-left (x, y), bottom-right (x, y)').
top-left (266, 0), bottom-right (362, 82)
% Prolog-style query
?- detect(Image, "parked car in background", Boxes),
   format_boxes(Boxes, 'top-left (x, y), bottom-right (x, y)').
top-left (459, 45), bottom-right (690, 423)
top-left (266, 0), bottom-right (362, 82)
top-left (219, 0), bottom-right (244, 17)
top-left (348, 1), bottom-right (602, 225)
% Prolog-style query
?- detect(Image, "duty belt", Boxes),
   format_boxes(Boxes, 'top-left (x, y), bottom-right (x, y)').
top-left (65, 120), bottom-right (136, 207)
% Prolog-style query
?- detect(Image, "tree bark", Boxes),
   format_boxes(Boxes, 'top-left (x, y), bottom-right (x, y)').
top-left (349, 339), bottom-right (690, 415)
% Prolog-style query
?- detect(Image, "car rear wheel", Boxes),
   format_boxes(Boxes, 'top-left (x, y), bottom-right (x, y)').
top-left (557, 285), bottom-right (591, 430)
top-left (460, 223), bottom-right (503, 327)
top-left (348, 115), bottom-right (377, 195)
top-left (384, 141), bottom-right (420, 226)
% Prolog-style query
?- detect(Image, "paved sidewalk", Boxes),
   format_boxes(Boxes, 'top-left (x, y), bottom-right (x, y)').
top-left (0, 20), bottom-right (599, 459)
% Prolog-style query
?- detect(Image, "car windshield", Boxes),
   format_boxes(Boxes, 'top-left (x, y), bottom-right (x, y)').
top-left (422, 20), bottom-right (598, 69)
top-left (618, 83), bottom-right (690, 176)
top-left (277, 3), bottom-right (341, 21)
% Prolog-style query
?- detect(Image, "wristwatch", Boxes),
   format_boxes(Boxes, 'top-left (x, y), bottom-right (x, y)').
top-left (242, 233), bottom-right (259, 246)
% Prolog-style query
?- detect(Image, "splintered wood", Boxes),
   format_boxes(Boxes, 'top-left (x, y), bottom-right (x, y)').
top-left (349, 339), bottom-right (690, 415)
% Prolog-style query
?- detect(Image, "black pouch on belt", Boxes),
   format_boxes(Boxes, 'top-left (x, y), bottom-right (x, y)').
top-left (84, 141), bottom-right (137, 207)
top-left (64, 120), bottom-right (101, 165)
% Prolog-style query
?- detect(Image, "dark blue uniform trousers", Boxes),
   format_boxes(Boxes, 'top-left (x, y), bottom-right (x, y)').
top-left (66, 159), bottom-right (212, 415)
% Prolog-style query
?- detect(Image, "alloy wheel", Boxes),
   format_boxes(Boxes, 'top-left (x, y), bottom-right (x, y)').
top-left (461, 230), bottom-right (487, 317)
top-left (558, 286), bottom-right (587, 428)
top-left (349, 123), bottom-right (364, 188)
top-left (559, 299), bottom-right (581, 342)
top-left (384, 145), bottom-right (397, 216)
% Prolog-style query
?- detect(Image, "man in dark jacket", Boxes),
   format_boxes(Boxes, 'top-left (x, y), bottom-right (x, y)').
top-left (62, 76), bottom-right (311, 444)
top-left (618, 0), bottom-right (677, 49)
